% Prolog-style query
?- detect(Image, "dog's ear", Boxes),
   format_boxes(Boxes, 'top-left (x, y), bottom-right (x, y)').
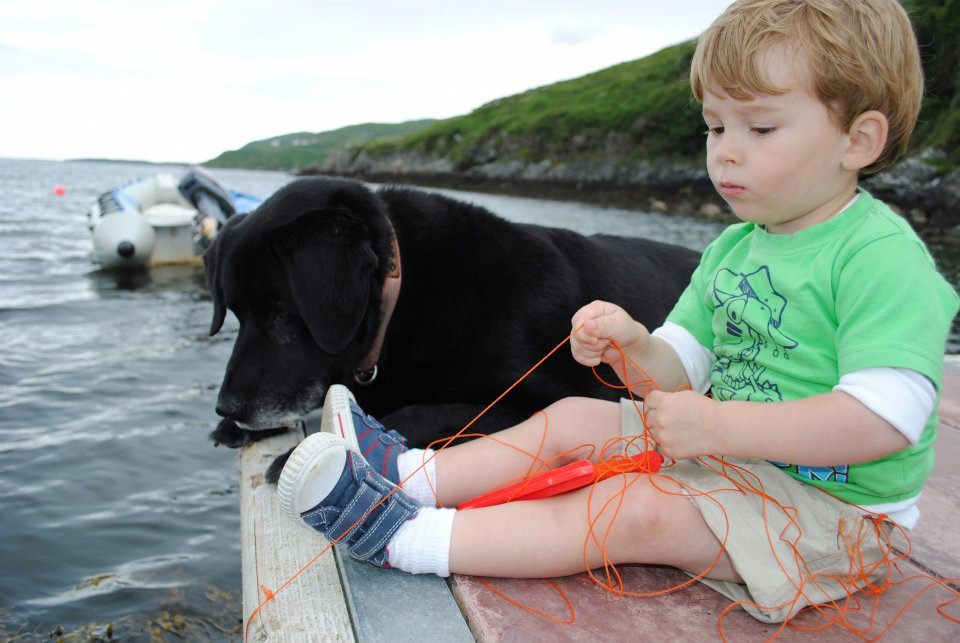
top-left (203, 240), bottom-right (227, 336)
top-left (272, 209), bottom-right (378, 354)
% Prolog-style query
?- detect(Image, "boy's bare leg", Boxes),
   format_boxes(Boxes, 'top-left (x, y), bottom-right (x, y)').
top-left (449, 473), bottom-right (741, 582)
top-left (401, 396), bottom-right (739, 581)
top-left (433, 397), bottom-right (622, 507)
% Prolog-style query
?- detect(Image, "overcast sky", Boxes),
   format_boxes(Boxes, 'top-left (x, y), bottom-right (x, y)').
top-left (1, 0), bottom-right (732, 163)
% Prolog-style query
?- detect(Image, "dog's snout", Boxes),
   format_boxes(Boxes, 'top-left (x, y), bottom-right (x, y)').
top-left (215, 391), bottom-right (247, 420)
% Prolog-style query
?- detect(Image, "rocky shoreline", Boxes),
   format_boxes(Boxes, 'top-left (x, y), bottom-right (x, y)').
top-left (305, 147), bottom-right (960, 234)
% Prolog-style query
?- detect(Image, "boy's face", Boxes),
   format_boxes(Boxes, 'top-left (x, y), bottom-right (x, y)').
top-left (701, 45), bottom-right (858, 234)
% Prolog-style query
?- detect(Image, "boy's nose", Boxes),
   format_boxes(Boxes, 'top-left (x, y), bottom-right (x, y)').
top-left (712, 134), bottom-right (741, 164)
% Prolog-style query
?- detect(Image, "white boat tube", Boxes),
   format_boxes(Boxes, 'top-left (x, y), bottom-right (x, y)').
top-left (87, 170), bottom-right (259, 270)
top-left (89, 174), bottom-right (198, 269)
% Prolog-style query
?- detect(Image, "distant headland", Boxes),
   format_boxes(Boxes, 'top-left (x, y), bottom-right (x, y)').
top-left (203, 1), bottom-right (960, 232)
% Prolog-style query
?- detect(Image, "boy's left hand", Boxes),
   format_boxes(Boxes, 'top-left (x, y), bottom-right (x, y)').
top-left (643, 389), bottom-right (719, 459)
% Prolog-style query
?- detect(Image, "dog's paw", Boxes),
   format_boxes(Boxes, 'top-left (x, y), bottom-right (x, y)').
top-left (265, 448), bottom-right (295, 485)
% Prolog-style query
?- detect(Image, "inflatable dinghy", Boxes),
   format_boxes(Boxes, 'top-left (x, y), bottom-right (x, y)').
top-left (87, 167), bottom-right (261, 270)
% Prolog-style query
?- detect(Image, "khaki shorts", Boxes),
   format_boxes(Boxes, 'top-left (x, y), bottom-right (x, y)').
top-left (620, 399), bottom-right (892, 623)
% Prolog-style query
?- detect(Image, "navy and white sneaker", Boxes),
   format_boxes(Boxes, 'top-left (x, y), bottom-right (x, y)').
top-left (276, 432), bottom-right (421, 567)
top-left (321, 384), bottom-right (408, 484)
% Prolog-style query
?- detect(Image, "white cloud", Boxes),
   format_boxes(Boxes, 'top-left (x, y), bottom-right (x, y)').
top-left (0, 0), bottom-right (732, 162)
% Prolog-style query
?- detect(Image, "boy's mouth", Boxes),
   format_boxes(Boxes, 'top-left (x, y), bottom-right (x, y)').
top-left (719, 182), bottom-right (746, 197)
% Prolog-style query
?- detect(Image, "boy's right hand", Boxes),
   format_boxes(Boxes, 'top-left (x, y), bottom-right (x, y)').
top-left (570, 300), bottom-right (651, 367)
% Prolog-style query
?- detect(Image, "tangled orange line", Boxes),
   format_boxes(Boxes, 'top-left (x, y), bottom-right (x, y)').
top-left (244, 330), bottom-right (960, 641)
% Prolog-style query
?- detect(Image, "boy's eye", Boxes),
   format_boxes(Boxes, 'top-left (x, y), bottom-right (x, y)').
top-left (751, 127), bottom-right (776, 136)
top-left (704, 126), bottom-right (724, 136)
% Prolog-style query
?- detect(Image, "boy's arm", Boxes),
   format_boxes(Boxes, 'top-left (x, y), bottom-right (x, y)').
top-left (610, 333), bottom-right (692, 396)
top-left (646, 389), bottom-right (910, 464)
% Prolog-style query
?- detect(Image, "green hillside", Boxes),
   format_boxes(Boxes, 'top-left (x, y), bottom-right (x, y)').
top-left (366, 41), bottom-right (704, 166)
top-left (358, 0), bottom-right (959, 172)
top-left (205, 120), bottom-right (435, 171)
top-left (208, 0), bottom-right (959, 175)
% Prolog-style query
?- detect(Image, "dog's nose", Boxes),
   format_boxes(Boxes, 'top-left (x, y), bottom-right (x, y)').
top-left (215, 392), bottom-right (247, 420)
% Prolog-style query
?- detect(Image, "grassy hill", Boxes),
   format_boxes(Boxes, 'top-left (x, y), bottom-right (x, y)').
top-left (364, 41), bottom-right (704, 167)
top-left (208, 1), bottom-right (959, 176)
top-left (205, 120), bottom-right (435, 171)
top-left (355, 0), bottom-right (958, 172)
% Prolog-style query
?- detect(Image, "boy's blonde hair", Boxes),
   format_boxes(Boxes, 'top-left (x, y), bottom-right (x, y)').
top-left (690, 0), bottom-right (923, 173)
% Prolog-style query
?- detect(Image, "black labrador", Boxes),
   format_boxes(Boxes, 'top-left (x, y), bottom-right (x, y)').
top-left (205, 177), bottom-right (699, 479)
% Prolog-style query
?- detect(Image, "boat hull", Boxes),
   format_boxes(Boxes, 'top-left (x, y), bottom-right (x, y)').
top-left (88, 170), bottom-right (260, 271)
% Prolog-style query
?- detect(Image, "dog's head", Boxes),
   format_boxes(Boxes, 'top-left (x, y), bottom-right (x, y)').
top-left (205, 177), bottom-right (395, 430)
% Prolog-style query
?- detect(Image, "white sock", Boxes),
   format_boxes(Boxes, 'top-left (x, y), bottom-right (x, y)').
top-left (387, 507), bottom-right (456, 576)
top-left (397, 448), bottom-right (438, 506)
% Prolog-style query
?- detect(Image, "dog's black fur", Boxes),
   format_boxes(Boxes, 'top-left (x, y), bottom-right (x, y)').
top-left (205, 177), bottom-right (700, 479)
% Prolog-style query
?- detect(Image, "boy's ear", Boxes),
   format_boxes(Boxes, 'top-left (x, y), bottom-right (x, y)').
top-left (842, 110), bottom-right (889, 171)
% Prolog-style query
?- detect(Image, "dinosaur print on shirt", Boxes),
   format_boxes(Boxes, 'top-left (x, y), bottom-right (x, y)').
top-left (711, 266), bottom-right (798, 402)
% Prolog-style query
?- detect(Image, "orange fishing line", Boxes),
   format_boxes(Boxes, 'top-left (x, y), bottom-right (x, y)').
top-left (477, 578), bottom-right (575, 625)
top-left (244, 329), bottom-right (582, 640)
top-left (246, 328), bottom-right (960, 641)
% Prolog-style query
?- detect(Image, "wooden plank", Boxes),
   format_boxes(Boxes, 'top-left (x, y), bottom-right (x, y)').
top-left (334, 547), bottom-right (474, 643)
top-left (240, 429), bottom-right (355, 642)
top-left (893, 357), bottom-right (960, 580)
top-left (451, 557), bottom-right (959, 642)
top-left (896, 422), bottom-right (960, 580)
top-left (938, 356), bottom-right (960, 430)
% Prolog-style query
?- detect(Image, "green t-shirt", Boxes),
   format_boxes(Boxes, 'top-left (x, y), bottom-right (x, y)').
top-left (667, 189), bottom-right (959, 506)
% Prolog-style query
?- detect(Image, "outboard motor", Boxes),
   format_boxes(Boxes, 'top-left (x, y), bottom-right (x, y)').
top-left (177, 166), bottom-right (236, 226)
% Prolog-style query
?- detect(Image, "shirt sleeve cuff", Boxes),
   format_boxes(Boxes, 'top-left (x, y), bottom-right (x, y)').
top-left (651, 321), bottom-right (715, 394)
top-left (834, 367), bottom-right (936, 445)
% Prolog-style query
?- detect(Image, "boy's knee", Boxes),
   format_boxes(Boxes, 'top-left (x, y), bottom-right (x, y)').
top-left (539, 397), bottom-right (620, 462)
top-left (617, 480), bottom-right (669, 532)
top-left (597, 477), bottom-right (686, 555)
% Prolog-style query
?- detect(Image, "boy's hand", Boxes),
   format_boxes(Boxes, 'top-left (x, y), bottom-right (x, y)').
top-left (570, 300), bottom-right (650, 367)
top-left (643, 389), bottom-right (719, 459)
